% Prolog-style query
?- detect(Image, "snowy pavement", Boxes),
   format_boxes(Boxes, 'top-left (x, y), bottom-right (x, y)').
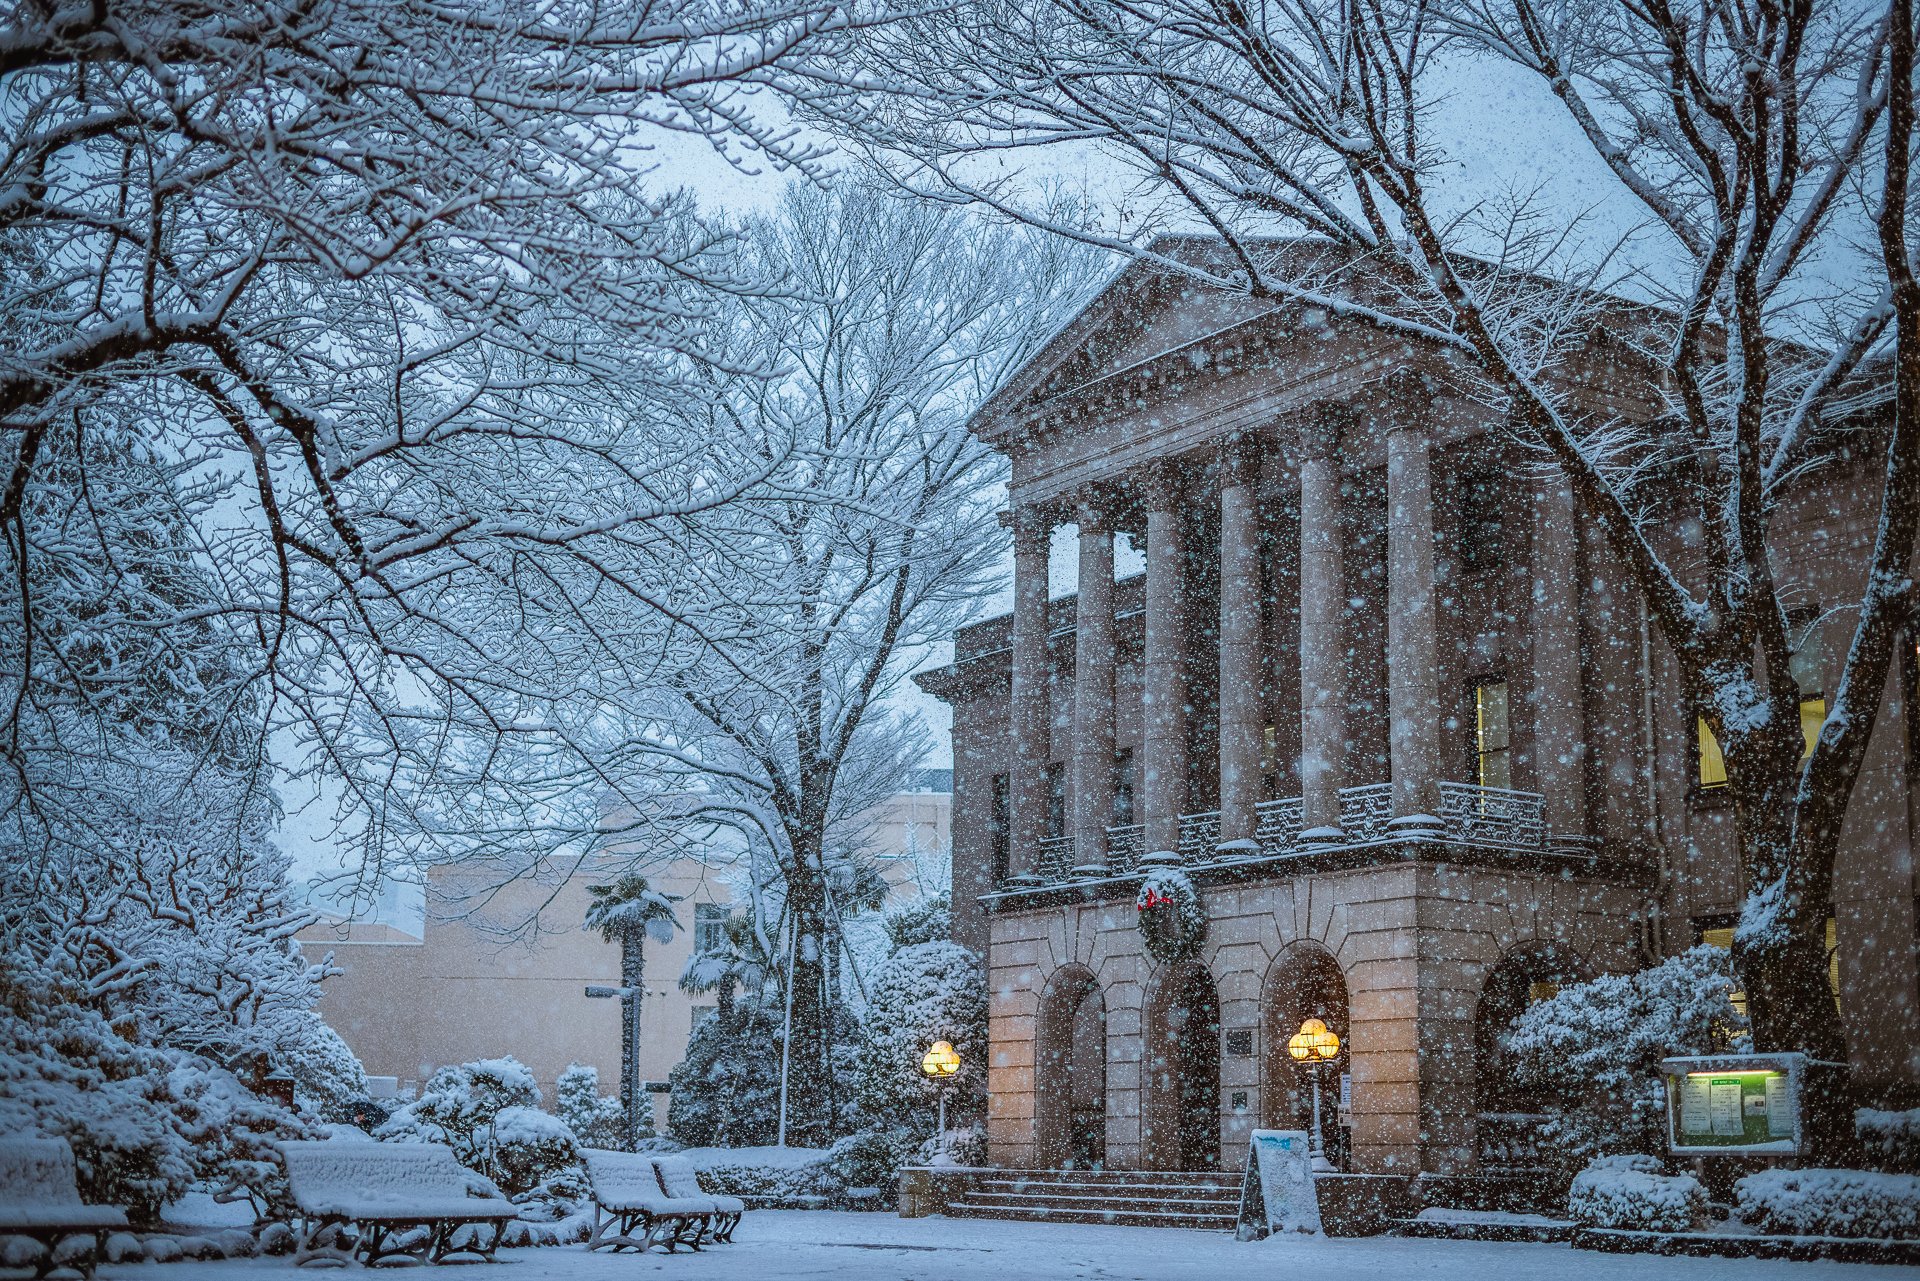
top-left (94, 1210), bottom-right (1901, 1279)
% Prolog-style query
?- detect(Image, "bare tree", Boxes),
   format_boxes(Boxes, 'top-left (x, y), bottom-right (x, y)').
top-left (587, 183), bottom-right (1097, 1143)
top-left (1, 0), bottom-right (877, 889)
top-left (838, 0), bottom-right (1913, 1158)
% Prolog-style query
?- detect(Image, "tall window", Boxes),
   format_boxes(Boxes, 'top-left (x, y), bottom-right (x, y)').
top-left (1460, 470), bottom-right (1506, 573)
top-left (1473, 679), bottom-right (1512, 790)
top-left (1111, 748), bottom-right (1136, 827)
top-left (989, 773), bottom-right (1011, 884)
top-left (693, 903), bottom-right (729, 955)
top-left (1045, 762), bottom-right (1067, 839)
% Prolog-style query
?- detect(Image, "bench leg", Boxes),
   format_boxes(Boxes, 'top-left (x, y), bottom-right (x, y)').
top-left (429, 1219), bottom-right (505, 1264)
top-left (713, 1211), bottom-right (741, 1242)
top-left (293, 1216), bottom-right (355, 1268)
top-left (589, 1206), bottom-right (652, 1253)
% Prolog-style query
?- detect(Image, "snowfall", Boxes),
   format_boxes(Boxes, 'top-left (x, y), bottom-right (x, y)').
top-left (78, 1208), bottom-right (1899, 1280)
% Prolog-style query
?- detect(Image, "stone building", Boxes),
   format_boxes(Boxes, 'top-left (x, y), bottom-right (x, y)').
top-left (915, 242), bottom-right (1920, 1182)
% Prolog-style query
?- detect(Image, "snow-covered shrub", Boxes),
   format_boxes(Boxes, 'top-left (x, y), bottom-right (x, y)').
top-left (668, 995), bottom-right (863, 1147)
top-left (828, 1125), bottom-right (923, 1189)
top-left (1859, 1108), bottom-right (1920, 1174)
top-left (854, 940), bottom-right (986, 1120)
top-left (281, 1021), bottom-right (371, 1124)
top-left (882, 893), bottom-right (953, 949)
top-left (1503, 946), bottom-right (1744, 1169)
top-left (683, 1146), bottom-right (838, 1204)
top-left (917, 1122), bottom-right (987, 1167)
top-left (376, 1057), bottom-right (542, 1167)
top-left (1567, 1155), bottom-right (1708, 1232)
top-left (1735, 1169), bottom-right (1920, 1239)
top-left (489, 1106), bottom-right (579, 1197)
top-left (555, 1062), bottom-right (631, 1150)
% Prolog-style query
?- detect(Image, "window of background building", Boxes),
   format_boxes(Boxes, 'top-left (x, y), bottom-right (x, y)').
top-left (1045, 762), bottom-right (1067, 839)
top-left (1460, 470), bottom-right (1506, 573)
top-left (1699, 614), bottom-right (1829, 790)
top-left (1473, 678), bottom-right (1511, 790)
top-left (1111, 748), bottom-right (1136, 827)
top-left (1696, 916), bottom-right (1841, 1016)
top-left (989, 773), bottom-right (1011, 883)
top-left (693, 903), bottom-right (729, 955)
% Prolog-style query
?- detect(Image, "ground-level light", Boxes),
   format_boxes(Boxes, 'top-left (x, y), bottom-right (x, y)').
top-left (921, 1040), bottom-right (962, 1165)
top-left (1289, 1017), bottom-right (1341, 1172)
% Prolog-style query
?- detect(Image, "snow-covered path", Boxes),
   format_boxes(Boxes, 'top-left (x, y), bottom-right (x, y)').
top-left (109, 1210), bottom-right (1895, 1279)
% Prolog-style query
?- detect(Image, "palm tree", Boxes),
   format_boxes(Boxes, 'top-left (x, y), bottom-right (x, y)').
top-left (585, 874), bottom-right (679, 1148)
top-left (678, 911), bottom-right (773, 1025)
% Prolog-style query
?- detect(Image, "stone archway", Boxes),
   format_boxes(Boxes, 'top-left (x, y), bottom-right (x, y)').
top-left (1035, 964), bottom-right (1107, 1169)
top-left (1259, 942), bottom-right (1351, 1165)
top-left (1471, 941), bottom-right (1588, 1172)
top-left (1143, 960), bottom-right (1222, 1171)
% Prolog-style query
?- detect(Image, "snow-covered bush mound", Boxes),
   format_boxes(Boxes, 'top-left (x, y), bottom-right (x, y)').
top-left (1735, 1169), bottom-right (1920, 1239)
top-left (828, 1127), bottom-right (922, 1190)
top-left (1567, 1155), bottom-right (1707, 1232)
top-left (490, 1105), bottom-right (578, 1197)
top-left (1859, 1108), bottom-right (1920, 1174)
top-left (681, 1146), bottom-right (837, 1204)
top-left (854, 940), bottom-right (986, 1117)
top-left (555, 1063), bottom-right (630, 1151)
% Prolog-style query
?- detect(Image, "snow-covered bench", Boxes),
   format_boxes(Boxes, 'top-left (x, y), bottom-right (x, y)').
top-left (654, 1156), bottom-right (744, 1243)
top-left (580, 1150), bottom-right (718, 1253)
top-left (278, 1140), bottom-right (515, 1266)
top-left (0, 1139), bottom-right (128, 1280)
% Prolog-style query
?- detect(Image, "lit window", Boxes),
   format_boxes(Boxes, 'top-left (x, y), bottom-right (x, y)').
top-left (1474, 680), bottom-right (1511, 790)
top-left (1698, 719), bottom-right (1728, 788)
top-left (1800, 697), bottom-right (1826, 760)
top-left (1526, 980), bottom-right (1560, 1006)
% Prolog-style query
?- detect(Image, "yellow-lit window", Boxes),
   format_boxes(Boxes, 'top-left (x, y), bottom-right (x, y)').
top-left (1698, 719), bottom-right (1728, 788)
top-left (1475, 680), bottom-right (1511, 790)
top-left (1800, 697), bottom-right (1826, 760)
top-left (1527, 980), bottom-right (1560, 1006)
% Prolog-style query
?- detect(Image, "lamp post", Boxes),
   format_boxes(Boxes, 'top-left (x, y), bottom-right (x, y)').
top-left (1286, 1017), bottom-right (1342, 1173)
top-left (920, 1039), bottom-right (961, 1166)
top-left (585, 984), bottom-right (646, 1148)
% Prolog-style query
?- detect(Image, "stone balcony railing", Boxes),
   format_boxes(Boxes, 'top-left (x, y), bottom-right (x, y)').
top-left (1007, 781), bottom-right (1570, 890)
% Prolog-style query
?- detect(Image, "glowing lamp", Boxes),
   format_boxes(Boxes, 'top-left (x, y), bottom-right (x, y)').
top-left (921, 1040), bottom-right (961, 1079)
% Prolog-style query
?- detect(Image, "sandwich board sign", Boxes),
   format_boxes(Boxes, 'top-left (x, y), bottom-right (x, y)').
top-left (1234, 1129), bottom-right (1320, 1240)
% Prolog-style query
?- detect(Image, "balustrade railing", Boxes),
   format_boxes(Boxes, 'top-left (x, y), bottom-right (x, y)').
top-left (1008, 781), bottom-right (1564, 889)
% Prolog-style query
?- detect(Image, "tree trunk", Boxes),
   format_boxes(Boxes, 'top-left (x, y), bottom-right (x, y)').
top-left (783, 856), bottom-right (834, 1146)
top-left (621, 930), bottom-right (646, 1150)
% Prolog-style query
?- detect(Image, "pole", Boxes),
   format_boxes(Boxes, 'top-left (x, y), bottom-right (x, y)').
top-left (776, 911), bottom-right (797, 1148)
top-left (1308, 1062), bottom-right (1332, 1173)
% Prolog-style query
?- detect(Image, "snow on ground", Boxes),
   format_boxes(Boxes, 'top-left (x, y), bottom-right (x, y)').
top-left (101, 1210), bottom-right (1895, 1280)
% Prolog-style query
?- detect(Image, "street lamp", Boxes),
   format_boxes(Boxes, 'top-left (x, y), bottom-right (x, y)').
top-left (1287, 1017), bottom-right (1341, 1173)
top-left (585, 984), bottom-right (646, 1148)
top-left (921, 1040), bottom-right (961, 1166)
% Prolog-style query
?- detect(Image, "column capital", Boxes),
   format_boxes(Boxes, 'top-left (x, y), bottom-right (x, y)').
top-left (1218, 431), bottom-right (1264, 490)
top-left (1002, 503), bottom-right (1054, 553)
top-left (1383, 369), bottom-right (1436, 436)
top-left (1074, 488), bottom-right (1119, 536)
top-left (1140, 457), bottom-right (1189, 513)
top-left (1301, 401), bottom-right (1356, 462)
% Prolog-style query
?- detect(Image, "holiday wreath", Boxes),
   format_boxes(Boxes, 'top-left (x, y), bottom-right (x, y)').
top-left (1135, 866), bottom-right (1206, 964)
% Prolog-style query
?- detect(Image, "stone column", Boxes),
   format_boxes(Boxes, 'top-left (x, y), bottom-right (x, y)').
top-left (1529, 469), bottom-right (1587, 841)
top-left (1298, 405), bottom-right (1350, 842)
top-left (1007, 506), bottom-right (1053, 885)
top-left (1384, 381), bottom-right (1444, 832)
top-left (1070, 496), bottom-right (1117, 877)
top-left (1141, 461), bottom-right (1190, 865)
top-left (1217, 434), bottom-right (1265, 854)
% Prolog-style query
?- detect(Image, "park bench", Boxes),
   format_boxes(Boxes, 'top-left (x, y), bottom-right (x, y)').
top-left (278, 1140), bottom-right (515, 1266)
top-left (0, 1138), bottom-right (128, 1280)
top-left (653, 1156), bottom-right (744, 1243)
top-left (580, 1149), bottom-right (716, 1253)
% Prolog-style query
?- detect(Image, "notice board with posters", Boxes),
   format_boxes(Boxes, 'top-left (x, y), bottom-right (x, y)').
top-left (1659, 1052), bottom-right (1807, 1156)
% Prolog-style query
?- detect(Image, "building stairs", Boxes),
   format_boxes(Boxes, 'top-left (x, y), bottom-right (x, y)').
top-left (942, 1169), bottom-right (1242, 1231)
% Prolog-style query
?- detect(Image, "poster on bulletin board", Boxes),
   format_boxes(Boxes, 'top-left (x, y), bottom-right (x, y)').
top-left (1234, 1130), bottom-right (1320, 1240)
top-left (1660, 1052), bottom-right (1807, 1156)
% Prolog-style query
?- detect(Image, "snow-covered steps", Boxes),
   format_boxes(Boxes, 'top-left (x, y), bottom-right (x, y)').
top-left (942, 1170), bottom-right (1242, 1231)
top-left (1392, 1207), bottom-right (1575, 1243)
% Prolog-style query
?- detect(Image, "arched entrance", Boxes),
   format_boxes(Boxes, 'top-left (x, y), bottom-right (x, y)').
top-left (1260, 943), bottom-right (1351, 1167)
top-left (1035, 965), bottom-right (1107, 1168)
top-left (1144, 960), bottom-right (1221, 1170)
top-left (1473, 942), bottom-right (1585, 1172)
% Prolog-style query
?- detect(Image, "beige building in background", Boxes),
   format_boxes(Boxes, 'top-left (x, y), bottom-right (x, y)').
top-left (299, 780), bottom-right (951, 1121)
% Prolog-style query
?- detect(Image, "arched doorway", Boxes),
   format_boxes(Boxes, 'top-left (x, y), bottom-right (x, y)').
top-left (1260, 943), bottom-right (1351, 1168)
top-left (1035, 965), bottom-right (1107, 1168)
top-left (1144, 960), bottom-right (1221, 1170)
top-left (1473, 943), bottom-right (1585, 1173)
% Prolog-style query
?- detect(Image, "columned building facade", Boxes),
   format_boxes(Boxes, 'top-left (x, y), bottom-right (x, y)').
top-left (917, 244), bottom-right (1920, 1181)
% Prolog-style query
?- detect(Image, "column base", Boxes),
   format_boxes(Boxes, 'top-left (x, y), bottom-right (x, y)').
top-left (1300, 825), bottom-right (1347, 846)
top-left (1003, 874), bottom-right (1044, 889)
top-left (1215, 838), bottom-right (1262, 861)
top-left (1139, 849), bottom-right (1183, 867)
top-left (1070, 863), bottom-right (1112, 879)
top-left (1385, 814), bottom-right (1445, 839)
